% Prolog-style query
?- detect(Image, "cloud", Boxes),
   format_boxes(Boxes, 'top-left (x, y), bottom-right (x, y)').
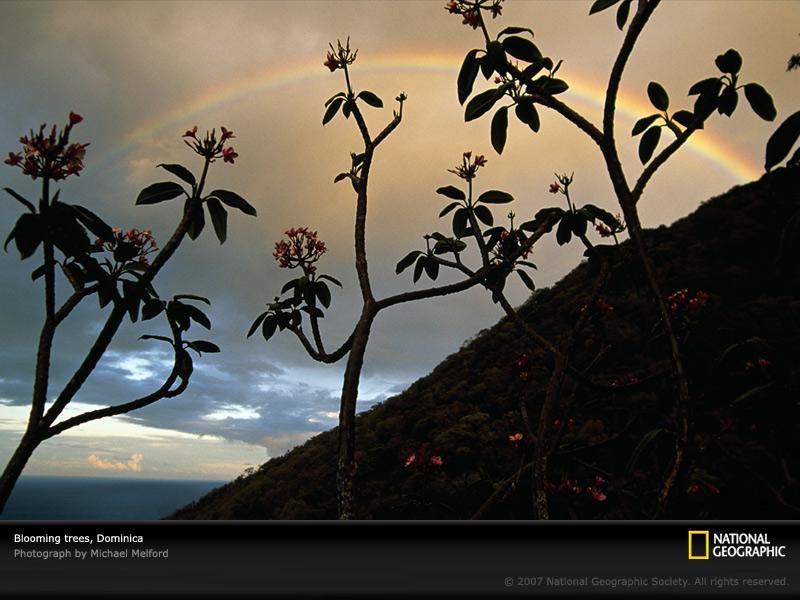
top-left (87, 452), bottom-right (143, 472)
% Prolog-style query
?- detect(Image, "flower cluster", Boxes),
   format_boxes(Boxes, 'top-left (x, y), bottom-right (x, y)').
top-left (448, 151), bottom-right (487, 181)
top-left (595, 213), bottom-right (626, 238)
top-left (324, 37), bottom-right (358, 72)
top-left (273, 227), bottom-right (327, 273)
top-left (404, 449), bottom-right (444, 469)
top-left (445, 0), bottom-right (503, 29)
top-left (94, 228), bottom-right (159, 265)
top-left (5, 112), bottom-right (89, 181)
top-left (744, 358), bottom-right (771, 371)
top-left (544, 475), bottom-right (607, 502)
top-left (687, 482), bottom-right (720, 496)
top-left (666, 289), bottom-right (710, 317)
top-left (183, 126), bottom-right (238, 164)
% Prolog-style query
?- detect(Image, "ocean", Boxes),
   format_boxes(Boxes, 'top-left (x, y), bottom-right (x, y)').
top-left (0, 476), bottom-right (224, 520)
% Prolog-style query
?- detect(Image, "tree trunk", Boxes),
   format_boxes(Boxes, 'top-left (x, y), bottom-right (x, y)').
top-left (336, 306), bottom-right (376, 520)
top-left (0, 431), bottom-right (41, 515)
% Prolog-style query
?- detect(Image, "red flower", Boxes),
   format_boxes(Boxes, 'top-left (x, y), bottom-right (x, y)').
top-left (324, 51), bottom-right (339, 72)
top-left (687, 483), bottom-right (701, 495)
top-left (444, 0), bottom-right (459, 14)
top-left (68, 112), bottom-right (83, 126)
top-left (404, 453), bottom-right (416, 467)
top-left (220, 127), bottom-right (235, 142)
top-left (447, 151), bottom-right (487, 181)
top-left (549, 182), bottom-right (560, 194)
top-left (706, 483), bottom-right (720, 495)
top-left (429, 455), bottom-right (443, 467)
top-left (183, 125), bottom-right (198, 139)
top-left (757, 358), bottom-right (771, 368)
top-left (222, 147), bottom-right (238, 164)
top-left (474, 154), bottom-right (487, 167)
top-left (595, 223), bottom-right (612, 237)
top-left (744, 360), bottom-right (755, 371)
top-left (461, 9), bottom-right (480, 29)
top-left (4, 152), bottom-right (22, 166)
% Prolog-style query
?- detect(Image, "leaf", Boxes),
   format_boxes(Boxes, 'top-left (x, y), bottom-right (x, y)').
top-left (474, 205), bottom-right (494, 227)
top-left (174, 294), bottom-right (211, 304)
top-left (717, 85), bottom-right (738, 117)
top-left (247, 312), bottom-right (267, 338)
top-left (632, 114), bottom-right (659, 136)
top-left (615, 0), bottom-right (631, 29)
top-left (556, 213), bottom-right (572, 245)
top-left (396, 250), bottom-right (422, 274)
top-left (205, 197), bottom-right (227, 244)
top-left (589, 0), bottom-right (621, 14)
top-left (439, 201), bottom-right (461, 218)
top-left (497, 26), bottom-right (534, 37)
top-left (453, 208), bottom-right (470, 239)
top-left (436, 185), bottom-right (466, 201)
top-left (502, 36), bottom-right (541, 63)
top-left (186, 205), bottom-right (205, 240)
top-left (515, 100), bottom-right (540, 132)
top-left (333, 173), bottom-right (348, 183)
top-left (671, 110), bottom-right (695, 128)
top-left (323, 97), bottom-right (344, 125)
top-left (647, 81), bottom-right (669, 111)
top-left (582, 204), bottom-right (620, 230)
top-left (184, 304), bottom-right (211, 329)
top-left (465, 88), bottom-right (503, 122)
top-left (424, 256), bottom-right (439, 280)
top-left (477, 190), bottom-right (513, 204)
top-left (491, 106), bottom-right (509, 154)
top-left (638, 126), bottom-right (661, 164)
top-left (141, 298), bottom-right (164, 321)
top-left (432, 238), bottom-right (467, 255)
top-left (743, 83), bottom-right (776, 121)
top-left (486, 40), bottom-right (507, 76)
top-left (70, 204), bottom-right (114, 242)
top-left (733, 382), bottom-right (777, 408)
top-left (261, 315), bottom-right (278, 341)
top-left (765, 111), bottom-right (800, 170)
top-left (3, 188), bottom-right (35, 213)
top-left (715, 48), bottom-right (742, 75)
top-left (122, 279), bottom-right (142, 322)
top-left (136, 181), bottom-right (185, 205)
top-left (157, 163), bottom-right (196, 187)
top-left (318, 274), bottom-right (342, 287)
top-left (626, 428), bottom-right (667, 474)
top-left (140, 334), bottom-right (174, 344)
top-left (342, 98), bottom-right (352, 119)
top-left (176, 349), bottom-right (193, 383)
top-left (6, 213), bottom-right (42, 259)
top-left (315, 281), bottom-right (331, 309)
top-left (208, 189), bottom-right (257, 216)
top-left (516, 269), bottom-right (536, 291)
top-left (325, 92), bottom-right (346, 107)
top-left (457, 49), bottom-right (481, 105)
top-left (189, 340), bottom-right (221, 354)
top-left (357, 90), bottom-right (383, 108)
top-left (412, 256), bottom-right (425, 283)
top-left (688, 77), bottom-right (723, 97)
top-left (544, 78), bottom-right (569, 95)
top-left (571, 211), bottom-right (588, 237)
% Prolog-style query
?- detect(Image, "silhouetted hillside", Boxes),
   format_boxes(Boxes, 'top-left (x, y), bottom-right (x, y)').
top-left (171, 166), bottom-right (800, 520)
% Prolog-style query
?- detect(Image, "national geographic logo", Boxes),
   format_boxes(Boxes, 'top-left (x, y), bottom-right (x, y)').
top-left (688, 530), bottom-right (788, 560)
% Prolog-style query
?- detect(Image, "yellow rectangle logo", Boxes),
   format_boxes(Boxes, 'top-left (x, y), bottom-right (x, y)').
top-left (688, 530), bottom-right (709, 560)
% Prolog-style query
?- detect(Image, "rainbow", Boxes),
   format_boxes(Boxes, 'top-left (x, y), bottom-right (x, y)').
top-left (109, 50), bottom-right (761, 182)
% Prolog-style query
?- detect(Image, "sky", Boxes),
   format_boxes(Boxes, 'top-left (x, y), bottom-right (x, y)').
top-left (0, 0), bottom-right (796, 481)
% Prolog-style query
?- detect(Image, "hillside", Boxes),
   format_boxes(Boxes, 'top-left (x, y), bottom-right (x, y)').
top-left (171, 166), bottom-right (800, 520)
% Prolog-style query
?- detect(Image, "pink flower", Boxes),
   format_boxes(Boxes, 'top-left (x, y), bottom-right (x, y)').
top-left (595, 223), bottom-right (612, 237)
top-left (447, 151), bottom-right (487, 181)
top-left (404, 453), bottom-right (416, 467)
top-left (706, 483), bottom-right (720, 495)
top-left (429, 455), bottom-right (443, 467)
top-left (461, 9), bottom-right (481, 29)
top-left (183, 126), bottom-right (198, 139)
top-left (594, 475), bottom-right (605, 486)
top-left (222, 147), bottom-right (238, 164)
top-left (549, 182), bottom-right (560, 194)
top-left (508, 432), bottom-right (523, 447)
top-left (444, 0), bottom-right (459, 14)
top-left (220, 127), bottom-right (235, 142)
top-left (757, 358), bottom-right (771, 368)
top-left (687, 483), bottom-right (701, 495)
top-left (587, 487), bottom-right (607, 502)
